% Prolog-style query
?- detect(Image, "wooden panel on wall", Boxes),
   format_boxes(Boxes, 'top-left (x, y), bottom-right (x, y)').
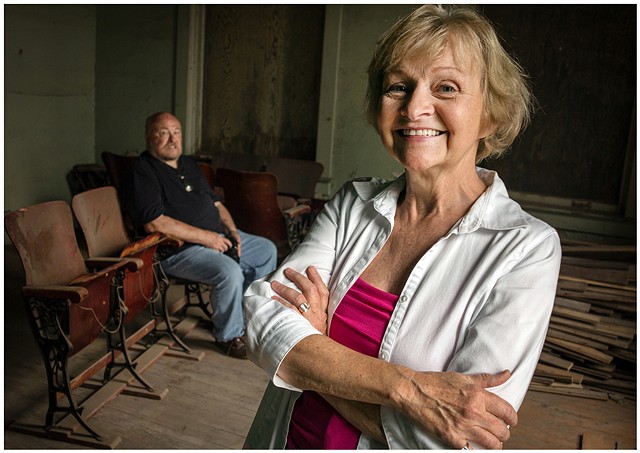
top-left (202, 5), bottom-right (325, 160)
top-left (481, 5), bottom-right (635, 207)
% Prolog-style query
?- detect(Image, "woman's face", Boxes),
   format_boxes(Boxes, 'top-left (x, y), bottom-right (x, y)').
top-left (377, 44), bottom-right (493, 176)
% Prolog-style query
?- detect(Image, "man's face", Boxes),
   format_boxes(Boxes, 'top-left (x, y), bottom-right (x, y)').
top-left (146, 114), bottom-right (183, 165)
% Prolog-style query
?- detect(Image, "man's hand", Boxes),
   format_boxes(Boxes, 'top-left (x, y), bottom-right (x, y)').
top-left (397, 369), bottom-right (516, 449)
top-left (228, 229), bottom-right (242, 257)
top-left (202, 230), bottom-right (233, 253)
top-left (145, 214), bottom-right (233, 254)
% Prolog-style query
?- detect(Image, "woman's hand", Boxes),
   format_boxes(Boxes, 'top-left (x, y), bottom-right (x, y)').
top-left (397, 369), bottom-right (516, 449)
top-left (270, 266), bottom-right (329, 334)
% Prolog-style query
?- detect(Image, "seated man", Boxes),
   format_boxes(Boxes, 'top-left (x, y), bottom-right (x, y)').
top-left (123, 111), bottom-right (277, 359)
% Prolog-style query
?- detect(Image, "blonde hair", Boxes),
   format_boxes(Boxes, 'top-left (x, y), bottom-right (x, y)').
top-left (365, 5), bottom-right (533, 161)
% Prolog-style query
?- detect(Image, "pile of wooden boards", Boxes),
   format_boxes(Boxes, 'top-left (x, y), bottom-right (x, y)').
top-left (530, 241), bottom-right (636, 402)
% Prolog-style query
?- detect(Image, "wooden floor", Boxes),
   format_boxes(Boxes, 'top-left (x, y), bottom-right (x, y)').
top-left (3, 245), bottom-right (636, 449)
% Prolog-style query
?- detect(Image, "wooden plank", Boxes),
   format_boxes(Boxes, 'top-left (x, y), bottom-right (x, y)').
top-left (546, 323), bottom-right (631, 349)
top-left (561, 245), bottom-right (635, 254)
top-left (545, 337), bottom-right (614, 364)
top-left (67, 319), bottom-right (157, 394)
top-left (582, 377), bottom-right (636, 392)
top-left (82, 378), bottom-right (170, 400)
top-left (557, 280), bottom-right (588, 292)
top-left (588, 306), bottom-right (615, 316)
top-left (561, 256), bottom-right (633, 271)
top-left (546, 328), bottom-right (609, 351)
top-left (538, 351), bottom-right (574, 371)
top-left (528, 382), bottom-right (609, 400)
top-left (552, 306), bottom-right (601, 325)
top-left (52, 315), bottom-right (200, 436)
top-left (558, 274), bottom-right (636, 293)
top-left (557, 289), bottom-right (637, 307)
top-left (554, 296), bottom-right (592, 313)
top-left (580, 431), bottom-right (619, 449)
top-left (7, 421), bottom-right (122, 449)
top-left (571, 364), bottom-right (614, 380)
top-left (599, 316), bottom-right (636, 328)
top-left (560, 263), bottom-right (631, 286)
top-left (550, 316), bottom-right (635, 340)
top-left (535, 363), bottom-right (584, 384)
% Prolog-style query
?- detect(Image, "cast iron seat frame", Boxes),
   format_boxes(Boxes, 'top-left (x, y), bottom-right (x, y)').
top-left (4, 201), bottom-right (153, 440)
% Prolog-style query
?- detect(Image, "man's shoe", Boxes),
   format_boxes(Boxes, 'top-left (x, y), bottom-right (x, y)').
top-left (213, 336), bottom-right (248, 359)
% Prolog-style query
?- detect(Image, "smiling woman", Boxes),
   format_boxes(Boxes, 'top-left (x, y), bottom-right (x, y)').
top-left (243, 5), bottom-right (561, 450)
top-left (376, 47), bottom-right (489, 179)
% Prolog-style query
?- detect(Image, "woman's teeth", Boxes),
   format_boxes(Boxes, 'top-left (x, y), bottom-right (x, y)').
top-left (402, 129), bottom-right (442, 136)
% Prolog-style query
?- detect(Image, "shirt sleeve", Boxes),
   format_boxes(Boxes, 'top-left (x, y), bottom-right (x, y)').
top-left (450, 230), bottom-right (561, 406)
top-left (130, 160), bottom-right (165, 228)
top-left (380, 229), bottom-right (562, 449)
top-left (244, 189), bottom-right (345, 389)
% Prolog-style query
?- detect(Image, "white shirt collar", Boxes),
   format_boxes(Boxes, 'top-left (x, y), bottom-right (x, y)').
top-left (352, 167), bottom-right (528, 233)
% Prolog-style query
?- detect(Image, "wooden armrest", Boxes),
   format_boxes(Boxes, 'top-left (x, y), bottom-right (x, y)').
top-left (22, 285), bottom-right (89, 303)
top-left (156, 234), bottom-right (184, 250)
top-left (85, 257), bottom-right (121, 268)
top-left (120, 232), bottom-right (180, 257)
top-left (85, 257), bottom-right (143, 272)
top-left (162, 235), bottom-right (183, 248)
top-left (71, 257), bottom-right (142, 285)
top-left (283, 204), bottom-right (312, 219)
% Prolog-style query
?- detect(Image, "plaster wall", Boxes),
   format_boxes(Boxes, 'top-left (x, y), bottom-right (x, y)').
top-left (4, 5), bottom-right (96, 211)
top-left (317, 5), bottom-right (414, 196)
top-left (95, 5), bottom-right (179, 159)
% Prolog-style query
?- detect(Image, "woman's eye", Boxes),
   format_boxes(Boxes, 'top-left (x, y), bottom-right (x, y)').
top-left (384, 84), bottom-right (409, 98)
top-left (436, 83), bottom-right (458, 96)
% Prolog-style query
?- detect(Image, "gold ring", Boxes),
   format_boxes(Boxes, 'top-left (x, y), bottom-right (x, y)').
top-left (299, 302), bottom-right (310, 313)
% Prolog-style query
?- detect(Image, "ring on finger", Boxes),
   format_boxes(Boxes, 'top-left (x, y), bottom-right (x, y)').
top-left (298, 302), bottom-right (310, 314)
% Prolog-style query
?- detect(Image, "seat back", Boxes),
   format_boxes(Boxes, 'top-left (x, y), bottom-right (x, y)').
top-left (215, 167), bottom-right (288, 247)
top-left (197, 161), bottom-right (225, 200)
top-left (264, 157), bottom-right (324, 199)
top-left (72, 186), bottom-right (157, 322)
top-left (4, 201), bottom-right (87, 286)
top-left (101, 151), bottom-right (137, 190)
top-left (72, 186), bottom-right (131, 258)
top-left (69, 163), bottom-right (110, 195)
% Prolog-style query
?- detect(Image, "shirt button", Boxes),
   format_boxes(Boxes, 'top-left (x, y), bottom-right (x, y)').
top-left (400, 295), bottom-right (408, 302)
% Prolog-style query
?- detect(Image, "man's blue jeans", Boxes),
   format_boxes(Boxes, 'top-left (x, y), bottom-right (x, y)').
top-left (160, 230), bottom-right (277, 342)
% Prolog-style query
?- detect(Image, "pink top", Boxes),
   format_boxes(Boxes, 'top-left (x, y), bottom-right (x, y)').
top-left (286, 278), bottom-right (399, 449)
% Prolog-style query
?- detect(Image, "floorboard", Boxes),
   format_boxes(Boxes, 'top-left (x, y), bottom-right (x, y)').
top-left (4, 245), bottom-right (636, 449)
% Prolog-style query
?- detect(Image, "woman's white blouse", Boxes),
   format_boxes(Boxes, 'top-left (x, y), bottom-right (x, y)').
top-left (244, 168), bottom-right (561, 449)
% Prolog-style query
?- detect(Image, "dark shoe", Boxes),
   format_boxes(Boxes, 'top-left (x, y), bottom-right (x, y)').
top-left (213, 336), bottom-right (247, 359)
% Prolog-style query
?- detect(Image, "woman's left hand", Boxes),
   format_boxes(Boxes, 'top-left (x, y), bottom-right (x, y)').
top-left (270, 266), bottom-right (329, 334)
